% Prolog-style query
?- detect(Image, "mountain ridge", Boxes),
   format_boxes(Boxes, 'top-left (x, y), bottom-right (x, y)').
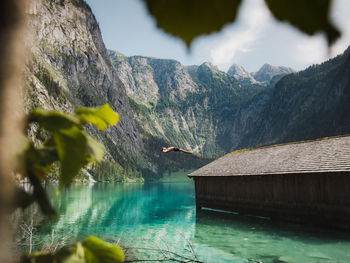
top-left (110, 46), bottom-right (350, 155)
top-left (110, 50), bottom-right (268, 156)
top-left (227, 63), bottom-right (295, 84)
top-left (253, 63), bottom-right (295, 82)
top-left (24, 0), bottom-right (350, 180)
top-left (24, 0), bottom-right (214, 179)
top-left (229, 46), bottom-right (350, 149)
top-left (25, 0), bottom-right (150, 179)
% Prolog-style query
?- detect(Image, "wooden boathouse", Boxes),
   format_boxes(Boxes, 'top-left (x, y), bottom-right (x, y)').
top-left (188, 135), bottom-right (350, 230)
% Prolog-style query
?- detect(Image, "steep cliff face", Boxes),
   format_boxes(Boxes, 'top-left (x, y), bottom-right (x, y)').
top-left (110, 51), bottom-right (267, 157)
top-left (110, 52), bottom-right (221, 157)
top-left (109, 51), bottom-right (199, 108)
top-left (230, 47), bottom-right (350, 149)
top-left (25, 0), bottom-right (350, 177)
top-left (111, 46), bottom-right (350, 156)
top-left (24, 0), bottom-right (145, 172)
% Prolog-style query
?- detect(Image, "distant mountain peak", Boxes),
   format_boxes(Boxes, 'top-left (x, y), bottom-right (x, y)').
top-left (202, 61), bottom-right (213, 66)
top-left (108, 49), bottom-right (124, 56)
top-left (253, 64), bottom-right (295, 82)
top-left (198, 61), bottom-right (220, 74)
top-left (260, 63), bottom-right (273, 69)
top-left (228, 64), bottom-right (250, 77)
top-left (227, 64), bottom-right (257, 84)
top-left (200, 61), bottom-right (217, 69)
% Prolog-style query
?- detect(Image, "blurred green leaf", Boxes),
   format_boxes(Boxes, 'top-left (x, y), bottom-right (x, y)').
top-left (143, 0), bottom-right (340, 47)
top-left (25, 144), bottom-right (58, 180)
top-left (38, 147), bottom-right (58, 165)
top-left (75, 104), bottom-right (119, 130)
top-left (86, 136), bottom-right (104, 163)
top-left (143, 0), bottom-right (242, 47)
top-left (264, 0), bottom-right (340, 46)
top-left (27, 170), bottom-right (57, 219)
top-left (23, 144), bottom-right (57, 218)
top-left (23, 104), bottom-right (118, 221)
top-left (29, 109), bottom-right (80, 132)
top-left (82, 236), bottom-right (124, 263)
top-left (54, 126), bottom-right (87, 188)
top-left (59, 244), bottom-right (86, 263)
top-left (20, 237), bottom-right (124, 263)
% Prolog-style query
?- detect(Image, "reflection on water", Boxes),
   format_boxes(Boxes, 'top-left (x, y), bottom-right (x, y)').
top-left (195, 210), bottom-right (350, 263)
top-left (16, 180), bottom-right (350, 262)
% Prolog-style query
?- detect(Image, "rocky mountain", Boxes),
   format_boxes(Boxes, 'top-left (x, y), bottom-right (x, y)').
top-left (229, 47), bottom-right (350, 149)
top-left (227, 63), bottom-right (294, 85)
top-left (110, 51), bottom-right (267, 157)
top-left (24, 0), bottom-right (350, 180)
top-left (252, 63), bottom-right (295, 82)
top-left (24, 0), bottom-right (149, 178)
top-left (24, 0), bottom-right (214, 179)
top-left (111, 46), bottom-right (350, 156)
top-left (227, 64), bottom-right (257, 84)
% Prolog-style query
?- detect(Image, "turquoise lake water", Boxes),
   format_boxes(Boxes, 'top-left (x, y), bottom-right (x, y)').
top-left (20, 177), bottom-right (350, 263)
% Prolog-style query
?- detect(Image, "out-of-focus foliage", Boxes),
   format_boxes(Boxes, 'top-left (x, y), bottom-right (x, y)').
top-left (27, 104), bottom-right (118, 189)
top-left (15, 104), bottom-right (119, 218)
top-left (264, 0), bottom-right (340, 46)
top-left (75, 104), bottom-right (119, 131)
top-left (143, 0), bottom-right (242, 47)
top-left (143, 0), bottom-right (340, 47)
top-left (16, 105), bottom-right (124, 262)
top-left (20, 236), bottom-right (124, 263)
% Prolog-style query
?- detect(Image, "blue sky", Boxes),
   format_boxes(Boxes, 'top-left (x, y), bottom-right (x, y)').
top-left (85, 0), bottom-right (350, 72)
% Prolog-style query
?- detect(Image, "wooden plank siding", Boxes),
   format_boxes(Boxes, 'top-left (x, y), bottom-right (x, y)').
top-left (189, 135), bottom-right (350, 229)
top-left (193, 172), bottom-right (350, 229)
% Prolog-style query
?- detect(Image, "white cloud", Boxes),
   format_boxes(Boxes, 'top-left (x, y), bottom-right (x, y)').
top-left (207, 0), bottom-right (350, 72)
top-left (293, 0), bottom-right (350, 68)
top-left (209, 0), bottom-right (271, 71)
top-left (330, 0), bottom-right (350, 56)
top-left (295, 36), bottom-right (327, 66)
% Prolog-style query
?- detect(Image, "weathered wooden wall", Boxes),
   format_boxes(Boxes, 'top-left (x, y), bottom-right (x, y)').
top-left (193, 172), bottom-right (350, 230)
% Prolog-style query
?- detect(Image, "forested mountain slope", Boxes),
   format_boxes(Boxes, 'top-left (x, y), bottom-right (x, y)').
top-left (24, 0), bottom-right (350, 179)
top-left (111, 47), bottom-right (350, 154)
top-left (24, 0), bottom-right (211, 179)
top-left (229, 47), bottom-right (350, 149)
top-left (109, 52), bottom-right (267, 156)
top-left (25, 0), bottom-right (149, 178)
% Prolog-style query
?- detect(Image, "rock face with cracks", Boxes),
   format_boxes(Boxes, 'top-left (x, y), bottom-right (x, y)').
top-left (24, 0), bottom-right (145, 175)
top-left (110, 51), bottom-right (267, 158)
top-left (24, 0), bottom-right (350, 178)
top-left (111, 46), bottom-right (350, 156)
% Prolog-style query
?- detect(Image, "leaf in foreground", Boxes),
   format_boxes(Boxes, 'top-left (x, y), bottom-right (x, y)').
top-left (86, 136), bottom-right (104, 163)
top-left (29, 109), bottom-right (80, 132)
top-left (75, 104), bottom-right (119, 130)
top-left (54, 126), bottom-right (87, 188)
top-left (264, 0), bottom-right (340, 46)
top-left (143, 0), bottom-right (242, 47)
top-left (82, 236), bottom-right (125, 263)
top-left (20, 236), bottom-right (124, 263)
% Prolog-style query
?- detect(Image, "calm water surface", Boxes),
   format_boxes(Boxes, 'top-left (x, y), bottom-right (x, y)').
top-left (25, 177), bottom-right (350, 263)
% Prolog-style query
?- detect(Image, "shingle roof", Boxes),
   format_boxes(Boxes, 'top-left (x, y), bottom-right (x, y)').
top-left (189, 135), bottom-right (350, 177)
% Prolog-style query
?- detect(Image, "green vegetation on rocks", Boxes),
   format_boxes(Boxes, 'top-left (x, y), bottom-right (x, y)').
top-left (25, 0), bottom-right (350, 182)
